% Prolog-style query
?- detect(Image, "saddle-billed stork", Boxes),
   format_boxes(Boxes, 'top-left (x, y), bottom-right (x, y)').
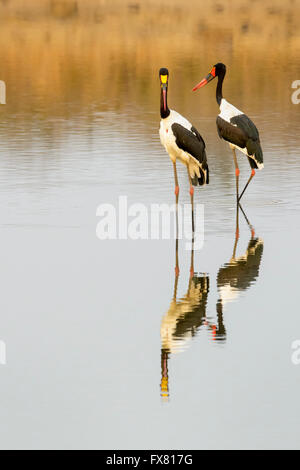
top-left (193, 63), bottom-right (263, 202)
top-left (159, 68), bottom-right (209, 233)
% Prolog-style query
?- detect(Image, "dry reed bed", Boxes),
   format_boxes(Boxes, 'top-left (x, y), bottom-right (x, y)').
top-left (0, 0), bottom-right (299, 127)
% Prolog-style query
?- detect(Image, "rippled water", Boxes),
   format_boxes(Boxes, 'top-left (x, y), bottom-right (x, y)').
top-left (0, 0), bottom-right (300, 450)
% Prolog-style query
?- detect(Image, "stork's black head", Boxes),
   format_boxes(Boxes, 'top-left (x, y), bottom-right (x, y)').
top-left (213, 63), bottom-right (226, 77)
top-left (159, 68), bottom-right (170, 118)
top-left (159, 68), bottom-right (169, 86)
top-left (193, 63), bottom-right (226, 91)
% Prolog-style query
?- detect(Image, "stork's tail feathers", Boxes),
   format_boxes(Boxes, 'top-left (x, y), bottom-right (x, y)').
top-left (191, 169), bottom-right (209, 186)
top-left (246, 140), bottom-right (264, 170)
top-left (199, 166), bottom-right (209, 186)
top-left (191, 164), bottom-right (209, 186)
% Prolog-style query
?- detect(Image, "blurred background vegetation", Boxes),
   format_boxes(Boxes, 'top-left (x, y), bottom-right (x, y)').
top-left (0, 0), bottom-right (299, 131)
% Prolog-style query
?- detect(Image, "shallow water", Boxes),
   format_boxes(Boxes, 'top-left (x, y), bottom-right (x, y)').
top-left (0, 1), bottom-right (300, 450)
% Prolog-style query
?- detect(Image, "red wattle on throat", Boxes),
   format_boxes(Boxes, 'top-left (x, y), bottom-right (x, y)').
top-left (163, 88), bottom-right (167, 111)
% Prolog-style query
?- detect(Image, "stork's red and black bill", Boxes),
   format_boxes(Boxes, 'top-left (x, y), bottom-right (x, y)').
top-left (192, 67), bottom-right (216, 91)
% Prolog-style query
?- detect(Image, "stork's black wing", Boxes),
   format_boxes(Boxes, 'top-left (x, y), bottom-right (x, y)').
top-left (171, 123), bottom-right (207, 166)
top-left (216, 116), bottom-right (248, 148)
top-left (230, 114), bottom-right (260, 141)
top-left (217, 114), bottom-right (263, 167)
top-left (171, 123), bottom-right (209, 185)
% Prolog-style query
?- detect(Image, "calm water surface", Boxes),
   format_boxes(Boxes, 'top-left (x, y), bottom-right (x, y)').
top-left (0, 5), bottom-right (300, 450)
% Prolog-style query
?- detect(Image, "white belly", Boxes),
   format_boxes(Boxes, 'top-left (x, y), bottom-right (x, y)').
top-left (159, 110), bottom-right (193, 164)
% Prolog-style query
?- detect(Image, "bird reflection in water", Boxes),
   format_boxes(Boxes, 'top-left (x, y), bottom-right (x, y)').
top-left (160, 236), bottom-right (210, 402)
top-left (216, 204), bottom-right (264, 341)
top-left (160, 204), bottom-right (264, 401)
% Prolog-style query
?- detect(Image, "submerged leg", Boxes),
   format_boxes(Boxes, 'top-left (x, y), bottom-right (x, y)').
top-left (173, 161), bottom-right (179, 202)
top-left (189, 228), bottom-right (195, 279)
top-left (231, 147), bottom-right (240, 203)
top-left (173, 162), bottom-right (180, 276)
top-left (239, 203), bottom-right (255, 238)
top-left (239, 169), bottom-right (255, 202)
top-left (187, 165), bottom-right (195, 234)
top-left (175, 236), bottom-right (180, 278)
top-left (232, 202), bottom-right (240, 260)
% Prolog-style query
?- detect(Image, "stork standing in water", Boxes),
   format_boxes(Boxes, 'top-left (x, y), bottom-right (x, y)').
top-left (159, 68), bottom-right (209, 236)
top-left (193, 63), bottom-right (263, 202)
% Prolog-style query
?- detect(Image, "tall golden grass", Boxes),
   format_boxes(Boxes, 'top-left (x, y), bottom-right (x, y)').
top-left (0, 0), bottom-right (299, 128)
